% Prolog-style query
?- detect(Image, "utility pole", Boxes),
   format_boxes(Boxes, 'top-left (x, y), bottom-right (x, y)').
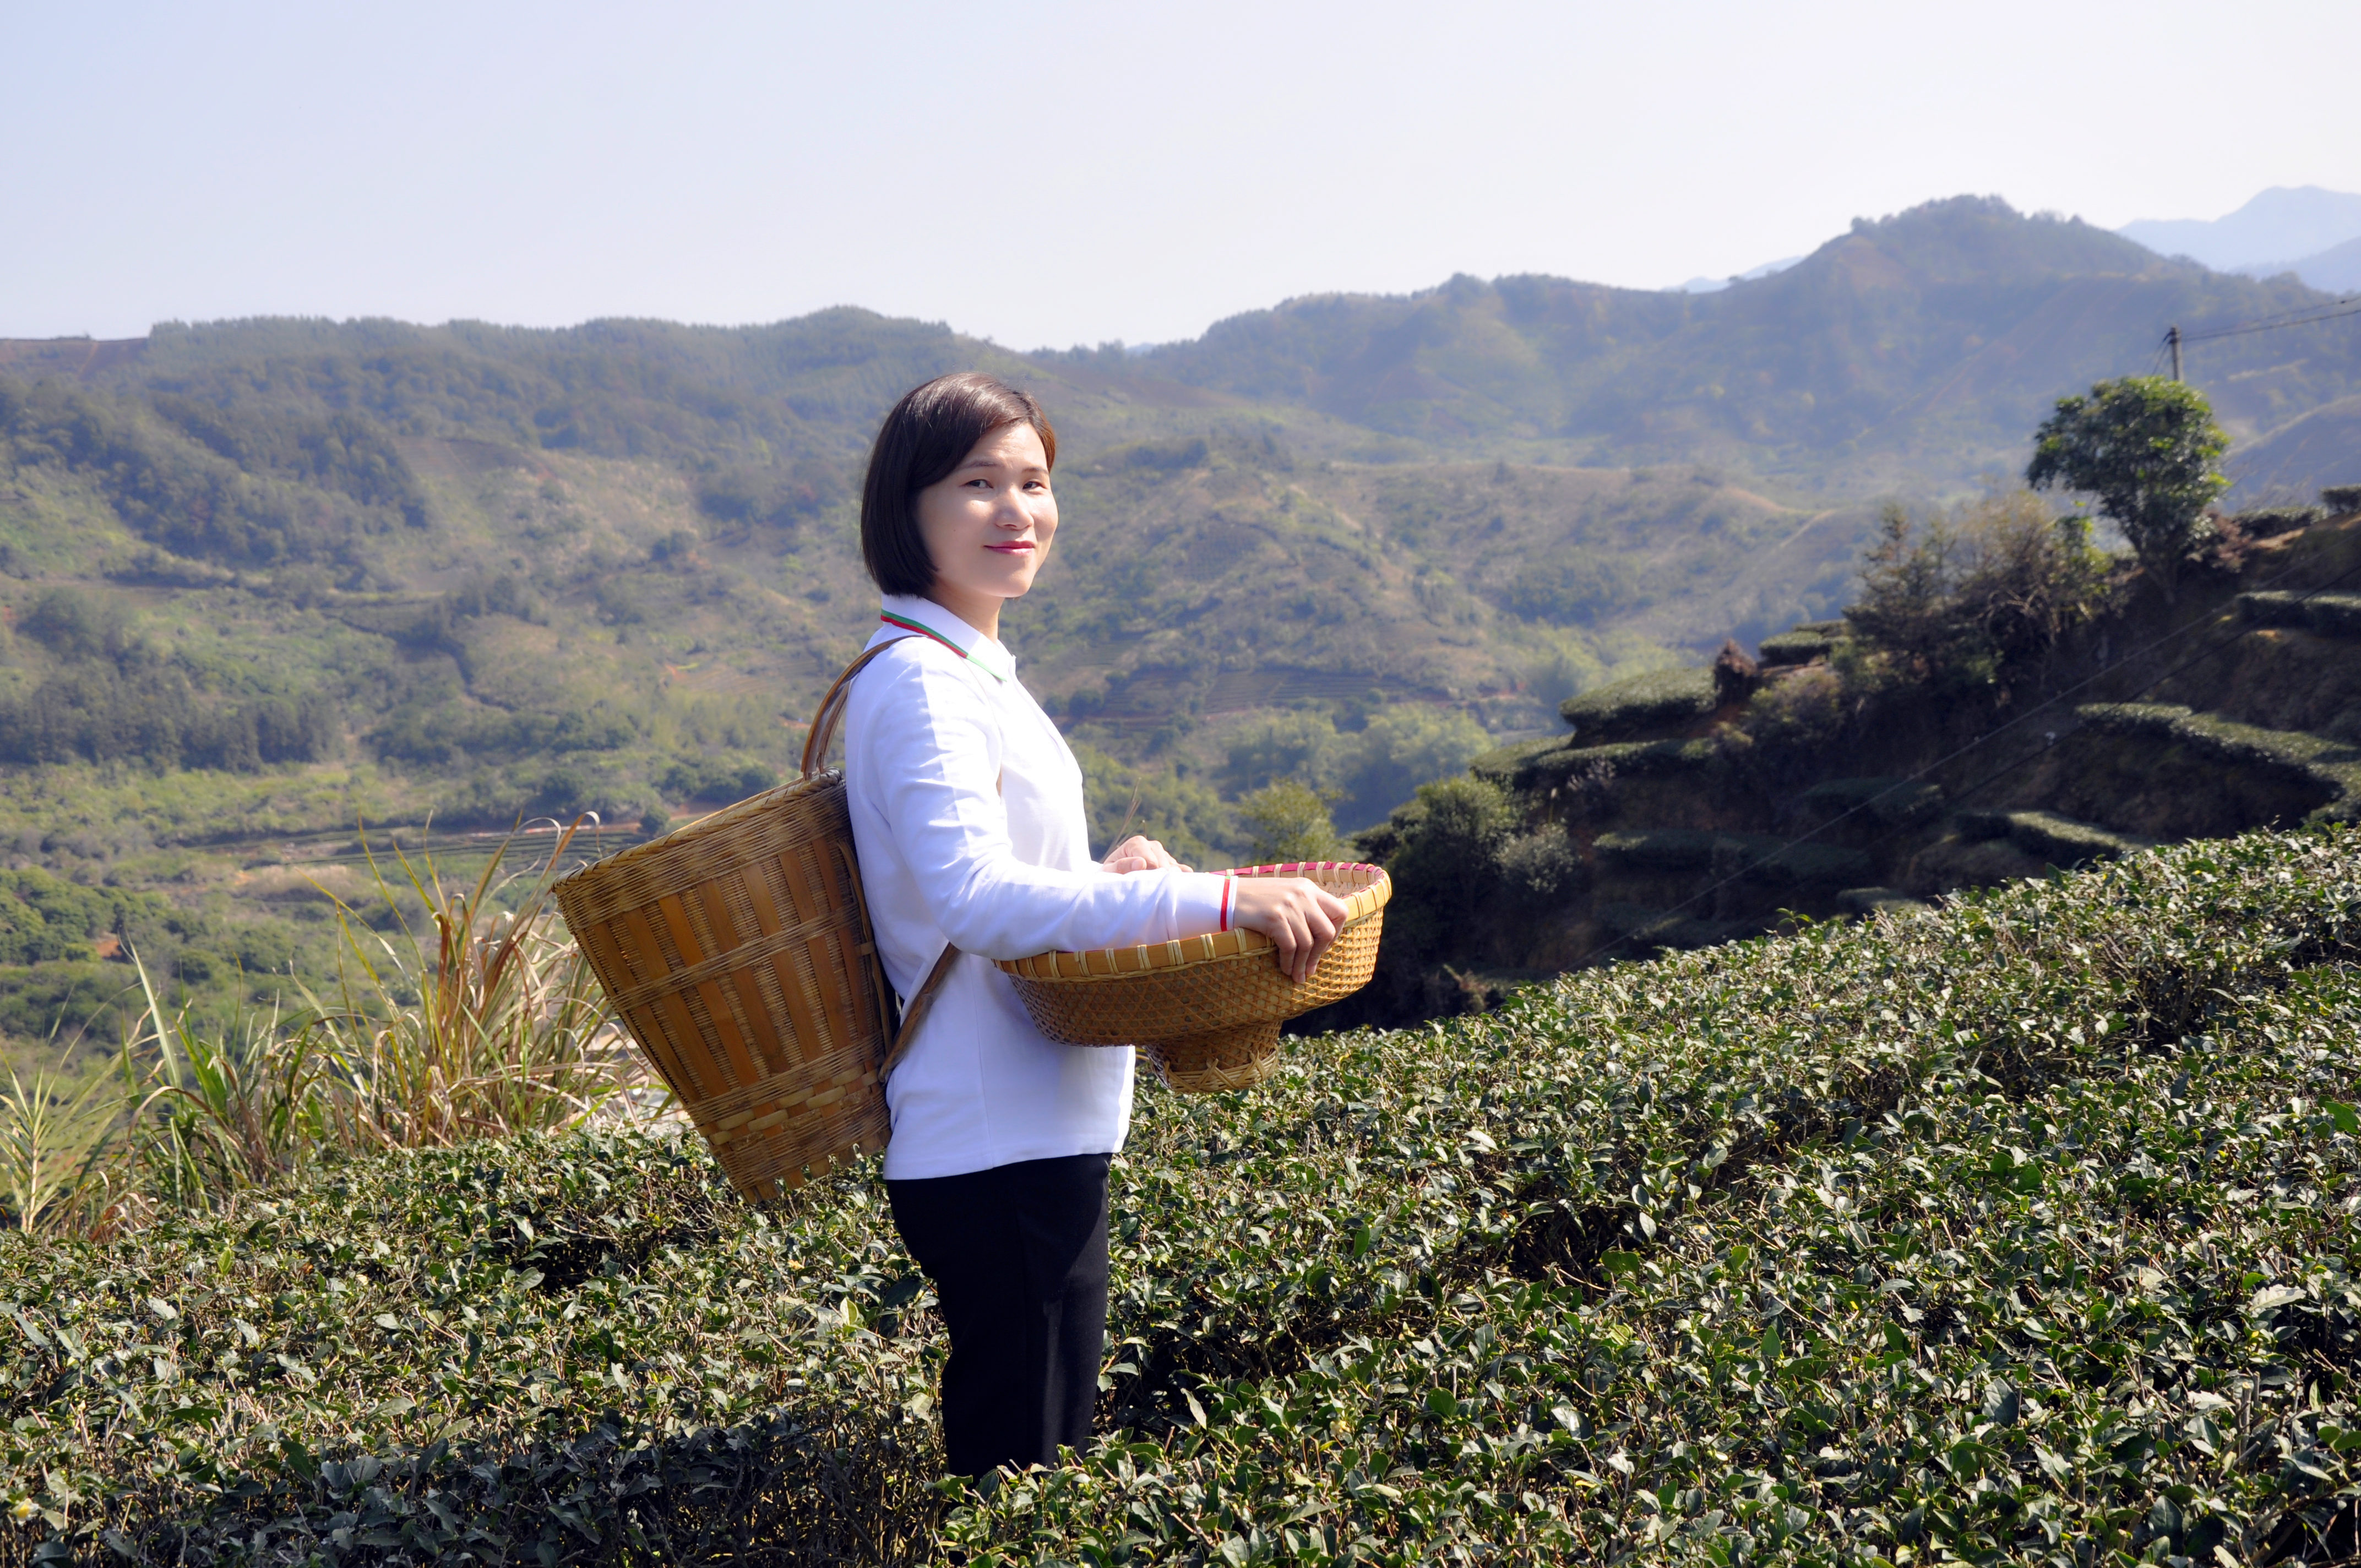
top-left (2168, 325), bottom-right (2182, 382)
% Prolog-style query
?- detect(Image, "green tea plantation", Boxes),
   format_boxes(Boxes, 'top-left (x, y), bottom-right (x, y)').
top-left (6, 827), bottom-right (2359, 1565)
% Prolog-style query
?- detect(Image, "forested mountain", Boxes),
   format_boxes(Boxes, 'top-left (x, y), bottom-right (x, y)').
top-left (1077, 196), bottom-right (2361, 485)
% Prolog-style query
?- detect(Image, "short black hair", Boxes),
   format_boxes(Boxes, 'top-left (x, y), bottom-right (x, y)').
top-left (859, 373), bottom-right (1058, 597)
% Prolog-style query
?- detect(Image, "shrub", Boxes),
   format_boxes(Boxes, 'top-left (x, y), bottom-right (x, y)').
top-left (656, 754), bottom-right (779, 804)
top-left (1755, 627), bottom-right (1835, 666)
top-left (2322, 483), bottom-right (2361, 514)
top-left (1494, 822), bottom-right (1584, 903)
top-left (2006, 809), bottom-right (2142, 864)
top-left (17, 589), bottom-right (127, 662)
top-left (1221, 711), bottom-right (1342, 797)
top-left (1845, 492), bottom-right (2117, 685)
top-left (1557, 665), bottom-right (1716, 741)
top-left (1738, 662), bottom-right (1851, 753)
top-left (1465, 734), bottom-right (1569, 792)
top-left (2077, 702), bottom-right (2361, 821)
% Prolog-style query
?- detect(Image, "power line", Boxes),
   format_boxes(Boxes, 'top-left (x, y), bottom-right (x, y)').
top-left (2180, 297), bottom-right (2361, 344)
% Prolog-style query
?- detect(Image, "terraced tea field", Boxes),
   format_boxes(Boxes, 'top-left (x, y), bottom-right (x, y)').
top-left (4, 827), bottom-right (2357, 1564)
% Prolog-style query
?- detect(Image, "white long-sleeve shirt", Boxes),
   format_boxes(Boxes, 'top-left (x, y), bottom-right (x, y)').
top-left (844, 594), bottom-right (1234, 1180)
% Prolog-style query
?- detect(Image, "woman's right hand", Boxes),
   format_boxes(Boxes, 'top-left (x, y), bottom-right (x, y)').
top-left (1228, 875), bottom-right (1351, 985)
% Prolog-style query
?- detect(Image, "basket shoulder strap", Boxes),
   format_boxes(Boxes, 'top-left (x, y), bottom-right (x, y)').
top-left (880, 941), bottom-right (960, 1082)
top-left (873, 777), bottom-right (1003, 1084)
top-left (801, 638), bottom-right (911, 776)
top-left (820, 631), bottom-right (1007, 1083)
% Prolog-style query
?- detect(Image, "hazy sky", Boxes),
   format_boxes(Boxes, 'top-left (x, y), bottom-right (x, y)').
top-left (6, 0), bottom-right (2357, 350)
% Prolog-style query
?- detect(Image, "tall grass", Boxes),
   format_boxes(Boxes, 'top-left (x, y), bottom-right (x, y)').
top-left (0, 818), bottom-right (650, 1233)
top-left (0, 1061), bottom-right (127, 1235)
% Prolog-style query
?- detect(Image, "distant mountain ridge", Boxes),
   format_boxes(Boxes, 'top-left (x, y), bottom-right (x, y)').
top-left (1064, 196), bottom-right (2361, 488)
top-left (2118, 186), bottom-right (2361, 273)
top-left (2239, 233), bottom-right (2361, 295)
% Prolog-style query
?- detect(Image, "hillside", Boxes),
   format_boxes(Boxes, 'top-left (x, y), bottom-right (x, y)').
top-left (1333, 492), bottom-right (2361, 1023)
top-left (4, 194), bottom-right (2360, 1052)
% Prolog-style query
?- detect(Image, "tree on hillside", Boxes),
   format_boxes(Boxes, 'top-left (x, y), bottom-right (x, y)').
top-left (1847, 492), bottom-right (2117, 688)
top-left (2025, 376), bottom-right (2228, 602)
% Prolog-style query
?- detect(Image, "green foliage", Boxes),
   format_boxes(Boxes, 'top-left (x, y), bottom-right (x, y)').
top-left (368, 690), bottom-right (643, 770)
top-left (1495, 820), bottom-right (1586, 906)
top-left (0, 869), bottom-right (187, 968)
top-left (1363, 776), bottom-right (1519, 968)
top-left (0, 1062), bottom-right (126, 1237)
top-left (17, 589), bottom-right (127, 662)
top-left (2027, 377), bottom-right (2232, 601)
top-left (1221, 707), bottom-right (1495, 832)
top-left (1238, 781), bottom-right (1342, 864)
top-left (9, 827), bottom-right (2358, 1561)
top-left (1495, 551), bottom-right (1640, 624)
top-left (1737, 663), bottom-right (1853, 754)
top-left (1073, 743), bottom-right (1239, 869)
top-left (1956, 808), bottom-right (2144, 866)
top-left (655, 753), bottom-right (778, 804)
top-left (1754, 627), bottom-right (1837, 666)
top-left (1558, 665), bottom-right (1716, 741)
top-left (1845, 491), bottom-right (2118, 687)
top-left (0, 379), bottom-right (401, 567)
top-left (0, 663), bottom-right (335, 771)
top-left (1333, 709), bottom-right (1493, 828)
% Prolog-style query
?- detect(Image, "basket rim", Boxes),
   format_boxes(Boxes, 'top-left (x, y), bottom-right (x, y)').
top-left (995, 862), bottom-right (1390, 983)
top-left (550, 770), bottom-right (838, 897)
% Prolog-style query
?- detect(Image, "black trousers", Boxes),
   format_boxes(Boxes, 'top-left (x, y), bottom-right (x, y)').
top-left (886, 1152), bottom-right (1111, 1478)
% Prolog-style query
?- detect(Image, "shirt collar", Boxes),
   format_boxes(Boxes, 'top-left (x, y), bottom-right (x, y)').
top-left (876, 594), bottom-right (1015, 684)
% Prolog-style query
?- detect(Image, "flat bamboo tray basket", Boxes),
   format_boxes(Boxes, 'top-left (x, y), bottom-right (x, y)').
top-left (996, 862), bottom-right (1390, 1092)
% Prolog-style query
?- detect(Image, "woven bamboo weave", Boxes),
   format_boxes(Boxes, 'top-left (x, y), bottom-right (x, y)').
top-left (553, 649), bottom-right (903, 1201)
top-left (997, 862), bottom-right (1390, 1093)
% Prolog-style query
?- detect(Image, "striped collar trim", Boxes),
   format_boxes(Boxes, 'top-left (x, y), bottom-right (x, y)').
top-left (875, 598), bottom-right (1012, 683)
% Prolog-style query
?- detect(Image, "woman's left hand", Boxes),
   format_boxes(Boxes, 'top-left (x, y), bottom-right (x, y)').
top-left (1103, 835), bottom-right (1190, 874)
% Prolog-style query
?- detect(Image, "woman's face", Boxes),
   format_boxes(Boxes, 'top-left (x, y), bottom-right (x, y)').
top-left (912, 421), bottom-right (1058, 626)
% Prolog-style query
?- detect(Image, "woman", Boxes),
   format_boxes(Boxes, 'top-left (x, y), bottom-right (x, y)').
top-left (842, 372), bottom-right (1347, 1479)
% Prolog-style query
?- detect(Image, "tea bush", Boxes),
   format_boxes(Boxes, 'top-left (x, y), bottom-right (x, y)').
top-left (2079, 703), bottom-right (2361, 821)
top-left (1754, 628), bottom-right (1837, 667)
top-left (4, 827), bottom-right (2359, 1564)
top-left (1955, 808), bottom-right (2145, 867)
top-left (1557, 668), bottom-right (1717, 743)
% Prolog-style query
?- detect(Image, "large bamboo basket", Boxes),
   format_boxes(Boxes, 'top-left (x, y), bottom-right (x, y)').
top-left (996, 862), bottom-right (1390, 1093)
top-left (552, 652), bottom-right (901, 1201)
